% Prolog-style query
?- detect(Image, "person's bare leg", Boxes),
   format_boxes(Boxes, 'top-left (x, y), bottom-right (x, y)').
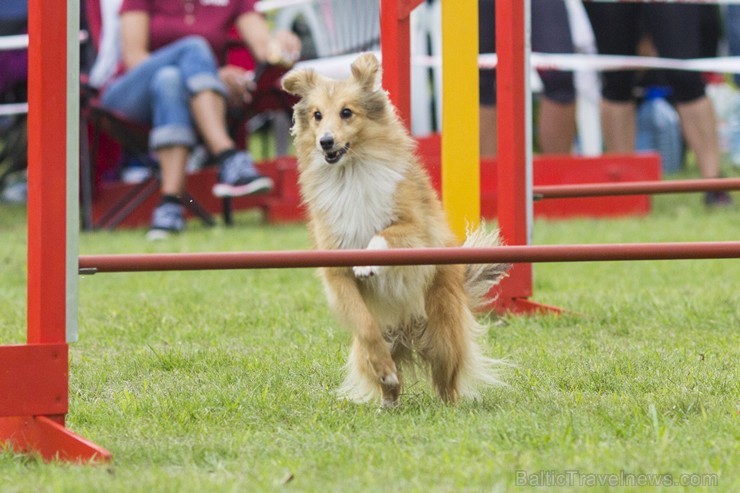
top-left (601, 100), bottom-right (637, 153)
top-left (190, 90), bottom-right (235, 155)
top-left (537, 98), bottom-right (576, 154)
top-left (479, 105), bottom-right (498, 157)
top-left (157, 145), bottom-right (189, 196)
top-left (676, 96), bottom-right (721, 178)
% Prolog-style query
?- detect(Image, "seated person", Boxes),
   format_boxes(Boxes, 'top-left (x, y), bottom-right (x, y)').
top-left (99, 0), bottom-right (301, 239)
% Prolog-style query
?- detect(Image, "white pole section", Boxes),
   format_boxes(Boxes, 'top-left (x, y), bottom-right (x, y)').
top-left (66, 0), bottom-right (80, 343)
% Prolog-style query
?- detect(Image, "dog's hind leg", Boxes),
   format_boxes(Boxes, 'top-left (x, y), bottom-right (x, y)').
top-left (421, 266), bottom-right (469, 404)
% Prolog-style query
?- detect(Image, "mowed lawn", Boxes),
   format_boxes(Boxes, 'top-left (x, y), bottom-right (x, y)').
top-left (0, 190), bottom-right (738, 492)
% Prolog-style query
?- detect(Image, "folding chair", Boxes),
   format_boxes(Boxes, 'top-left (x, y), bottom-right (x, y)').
top-left (79, 0), bottom-right (295, 230)
top-left (80, 98), bottom-right (219, 230)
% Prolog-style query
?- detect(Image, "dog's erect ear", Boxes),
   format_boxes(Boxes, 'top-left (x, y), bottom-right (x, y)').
top-left (281, 69), bottom-right (317, 98)
top-left (351, 53), bottom-right (382, 92)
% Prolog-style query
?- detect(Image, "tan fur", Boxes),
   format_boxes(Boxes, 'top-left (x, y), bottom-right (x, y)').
top-left (282, 53), bottom-right (510, 407)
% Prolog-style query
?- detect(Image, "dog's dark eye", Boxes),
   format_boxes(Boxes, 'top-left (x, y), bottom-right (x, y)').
top-left (313, 111), bottom-right (322, 121)
top-left (340, 108), bottom-right (353, 119)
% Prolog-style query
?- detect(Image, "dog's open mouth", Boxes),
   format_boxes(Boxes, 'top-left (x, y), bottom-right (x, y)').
top-left (324, 144), bottom-right (350, 164)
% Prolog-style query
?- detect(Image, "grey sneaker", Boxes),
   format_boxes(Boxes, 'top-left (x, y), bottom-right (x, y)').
top-left (146, 202), bottom-right (185, 240)
top-left (212, 151), bottom-right (274, 198)
top-left (0, 179), bottom-right (27, 203)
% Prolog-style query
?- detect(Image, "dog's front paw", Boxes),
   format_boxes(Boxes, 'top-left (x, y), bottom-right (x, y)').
top-left (369, 355), bottom-right (400, 405)
top-left (353, 265), bottom-right (380, 278)
top-left (353, 235), bottom-right (388, 279)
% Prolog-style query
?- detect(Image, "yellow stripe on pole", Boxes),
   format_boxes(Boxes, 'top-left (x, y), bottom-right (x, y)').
top-left (441, 0), bottom-right (480, 240)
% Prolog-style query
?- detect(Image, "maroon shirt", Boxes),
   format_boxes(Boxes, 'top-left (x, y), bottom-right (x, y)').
top-left (120, 0), bottom-right (256, 61)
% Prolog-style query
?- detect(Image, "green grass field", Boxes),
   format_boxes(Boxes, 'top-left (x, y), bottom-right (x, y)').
top-left (0, 189), bottom-right (738, 492)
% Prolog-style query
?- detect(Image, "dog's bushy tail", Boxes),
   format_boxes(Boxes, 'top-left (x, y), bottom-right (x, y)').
top-left (463, 225), bottom-right (511, 311)
top-left (451, 225), bottom-right (512, 400)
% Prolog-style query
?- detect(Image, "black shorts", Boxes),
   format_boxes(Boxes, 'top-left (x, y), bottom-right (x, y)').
top-left (584, 3), bottom-right (707, 104)
top-left (479, 0), bottom-right (576, 106)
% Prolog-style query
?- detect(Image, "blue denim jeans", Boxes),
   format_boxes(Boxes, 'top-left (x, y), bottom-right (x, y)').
top-left (728, 6), bottom-right (740, 86)
top-left (100, 36), bottom-right (227, 150)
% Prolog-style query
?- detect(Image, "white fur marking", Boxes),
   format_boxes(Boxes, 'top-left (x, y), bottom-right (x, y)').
top-left (353, 235), bottom-right (388, 278)
top-left (303, 156), bottom-right (405, 249)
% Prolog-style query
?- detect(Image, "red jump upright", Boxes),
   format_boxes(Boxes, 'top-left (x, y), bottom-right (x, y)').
top-left (492, 0), bottom-right (541, 313)
top-left (0, 0), bottom-right (111, 462)
top-left (380, 0), bottom-right (425, 127)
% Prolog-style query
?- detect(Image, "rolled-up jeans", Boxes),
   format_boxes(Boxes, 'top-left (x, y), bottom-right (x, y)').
top-left (100, 35), bottom-right (227, 151)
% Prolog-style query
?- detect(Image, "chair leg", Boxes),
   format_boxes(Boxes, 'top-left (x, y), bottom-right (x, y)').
top-left (181, 191), bottom-right (216, 227)
top-left (95, 177), bottom-right (161, 230)
top-left (222, 197), bottom-right (233, 226)
top-left (79, 118), bottom-right (95, 230)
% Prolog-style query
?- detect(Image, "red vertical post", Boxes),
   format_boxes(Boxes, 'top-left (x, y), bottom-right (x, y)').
top-left (26, 0), bottom-right (69, 344)
top-left (381, 0), bottom-right (424, 128)
top-left (494, 0), bottom-right (534, 309)
top-left (1, 0), bottom-right (112, 462)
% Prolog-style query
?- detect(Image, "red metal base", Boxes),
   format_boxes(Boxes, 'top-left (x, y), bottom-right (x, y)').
top-left (1, 344), bottom-right (110, 463)
top-left (1, 344), bottom-right (69, 417)
top-left (0, 415), bottom-right (111, 463)
top-left (492, 296), bottom-right (564, 316)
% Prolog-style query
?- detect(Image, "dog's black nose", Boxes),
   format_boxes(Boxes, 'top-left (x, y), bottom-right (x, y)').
top-left (320, 134), bottom-right (334, 150)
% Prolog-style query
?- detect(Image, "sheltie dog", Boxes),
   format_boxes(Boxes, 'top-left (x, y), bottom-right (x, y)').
top-left (281, 53), bottom-right (510, 407)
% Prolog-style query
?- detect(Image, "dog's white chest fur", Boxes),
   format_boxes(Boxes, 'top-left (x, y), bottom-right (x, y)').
top-left (306, 158), bottom-right (405, 249)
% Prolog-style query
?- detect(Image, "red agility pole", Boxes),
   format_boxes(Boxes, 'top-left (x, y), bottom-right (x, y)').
top-left (78, 242), bottom-right (740, 274)
top-left (380, 0), bottom-right (424, 128)
top-left (534, 177), bottom-right (740, 199)
top-left (0, 0), bottom-right (111, 463)
top-left (494, 0), bottom-right (540, 313)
